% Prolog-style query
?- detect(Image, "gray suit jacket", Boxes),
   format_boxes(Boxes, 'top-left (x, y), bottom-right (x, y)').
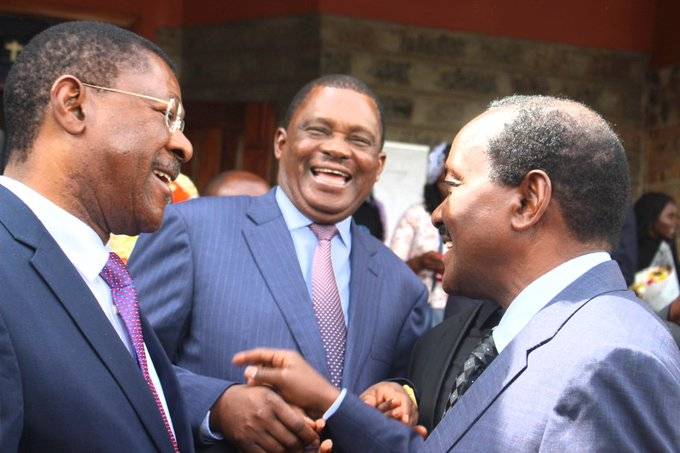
top-left (327, 261), bottom-right (680, 452)
top-left (129, 190), bottom-right (429, 443)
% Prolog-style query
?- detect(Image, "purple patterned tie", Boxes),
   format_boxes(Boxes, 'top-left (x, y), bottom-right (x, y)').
top-left (100, 252), bottom-right (180, 453)
top-left (309, 224), bottom-right (347, 387)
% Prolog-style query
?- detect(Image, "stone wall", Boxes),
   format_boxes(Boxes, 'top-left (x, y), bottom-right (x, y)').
top-left (319, 16), bottom-right (648, 192)
top-left (159, 15), bottom-right (655, 193)
top-left (644, 64), bottom-right (680, 202)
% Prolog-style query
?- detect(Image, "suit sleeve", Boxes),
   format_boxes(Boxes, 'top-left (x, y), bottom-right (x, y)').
top-left (129, 206), bottom-right (232, 439)
top-left (327, 391), bottom-right (425, 452)
top-left (540, 346), bottom-right (680, 451)
top-left (0, 310), bottom-right (23, 451)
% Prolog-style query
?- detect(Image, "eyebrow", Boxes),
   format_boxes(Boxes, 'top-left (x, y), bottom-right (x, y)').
top-left (310, 117), bottom-right (378, 140)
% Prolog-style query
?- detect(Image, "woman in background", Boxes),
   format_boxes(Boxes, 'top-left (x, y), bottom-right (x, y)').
top-left (390, 143), bottom-right (449, 326)
top-left (634, 191), bottom-right (680, 343)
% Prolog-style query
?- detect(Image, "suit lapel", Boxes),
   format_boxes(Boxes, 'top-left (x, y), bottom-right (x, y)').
top-left (342, 223), bottom-right (381, 390)
top-left (430, 261), bottom-right (627, 449)
top-left (425, 302), bottom-right (483, 426)
top-left (0, 186), bottom-right (172, 453)
top-left (243, 191), bottom-right (329, 376)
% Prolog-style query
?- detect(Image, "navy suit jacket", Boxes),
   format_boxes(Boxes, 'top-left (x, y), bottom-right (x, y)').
top-left (129, 190), bottom-right (429, 442)
top-left (326, 261), bottom-right (680, 451)
top-left (0, 186), bottom-right (193, 452)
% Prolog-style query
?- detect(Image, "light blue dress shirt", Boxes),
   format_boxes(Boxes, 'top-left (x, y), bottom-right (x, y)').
top-left (275, 186), bottom-right (353, 323)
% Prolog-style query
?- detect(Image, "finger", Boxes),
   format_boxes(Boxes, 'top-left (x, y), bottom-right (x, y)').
top-left (265, 418), bottom-right (306, 452)
top-left (243, 365), bottom-right (284, 389)
top-left (359, 393), bottom-right (377, 407)
top-left (241, 435), bottom-right (279, 453)
top-left (319, 439), bottom-right (333, 453)
top-left (375, 400), bottom-right (395, 413)
top-left (274, 399), bottom-right (321, 447)
top-left (413, 425), bottom-right (428, 439)
top-left (233, 348), bottom-right (287, 367)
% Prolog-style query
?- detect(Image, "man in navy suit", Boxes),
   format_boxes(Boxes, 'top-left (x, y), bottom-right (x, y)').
top-left (234, 95), bottom-right (680, 451)
top-left (0, 22), bottom-right (196, 451)
top-left (129, 74), bottom-right (429, 451)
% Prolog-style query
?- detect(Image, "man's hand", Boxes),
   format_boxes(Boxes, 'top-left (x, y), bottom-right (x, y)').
top-left (210, 384), bottom-right (321, 452)
top-left (233, 349), bottom-right (340, 419)
top-left (359, 382), bottom-right (419, 426)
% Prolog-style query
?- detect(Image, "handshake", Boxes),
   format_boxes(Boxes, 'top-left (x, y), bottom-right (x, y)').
top-left (209, 349), bottom-right (427, 452)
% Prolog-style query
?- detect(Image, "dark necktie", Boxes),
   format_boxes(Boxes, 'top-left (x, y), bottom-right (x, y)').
top-left (309, 223), bottom-right (347, 387)
top-left (445, 330), bottom-right (498, 411)
top-left (100, 252), bottom-right (180, 453)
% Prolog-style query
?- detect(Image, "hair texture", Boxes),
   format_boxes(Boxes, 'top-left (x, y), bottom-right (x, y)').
top-left (486, 95), bottom-right (630, 248)
top-left (634, 191), bottom-right (677, 270)
top-left (3, 21), bottom-right (175, 165)
top-left (423, 143), bottom-right (451, 214)
top-left (282, 74), bottom-right (386, 147)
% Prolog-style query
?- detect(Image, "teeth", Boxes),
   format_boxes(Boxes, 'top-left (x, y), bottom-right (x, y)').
top-left (153, 170), bottom-right (171, 184)
top-left (314, 168), bottom-right (349, 178)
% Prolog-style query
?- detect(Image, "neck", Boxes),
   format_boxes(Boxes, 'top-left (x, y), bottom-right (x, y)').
top-left (4, 156), bottom-right (110, 244)
top-left (495, 239), bottom-right (607, 309)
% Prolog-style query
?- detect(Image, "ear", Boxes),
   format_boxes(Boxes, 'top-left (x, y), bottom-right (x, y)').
top-left (374, 151), bottom-right (387, 181)
top-left (49, 75), bottom-right (87, 135)
top-left (510, 169), bottom-right (552, 232)
top-left (273, 127), bottom-right (287, 160)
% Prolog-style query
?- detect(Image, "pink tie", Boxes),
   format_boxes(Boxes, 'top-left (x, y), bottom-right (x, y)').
top-left (309, 224), bottom-right (347, 387)
top-left (100, 252), bottom-right (180, 453)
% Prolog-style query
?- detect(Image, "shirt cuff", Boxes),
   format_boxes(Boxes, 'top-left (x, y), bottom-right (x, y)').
top-left (322, 388), bottom-right (347, 420)
top-left (199, 410), bottom-right (224, 443)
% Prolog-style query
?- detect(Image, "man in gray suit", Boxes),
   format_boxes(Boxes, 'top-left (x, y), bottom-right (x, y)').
top-left (235, 95), bottom-right (680, 451)
top-left (129, 75), bottom-right (428, 451)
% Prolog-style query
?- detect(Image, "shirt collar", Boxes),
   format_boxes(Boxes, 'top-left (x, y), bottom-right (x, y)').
top-left (493, 251), bottom-right (611, 353)
top-left (0, 176), bottom-right (110, 282)
top-left (275, 186), bottom-right (352, 246)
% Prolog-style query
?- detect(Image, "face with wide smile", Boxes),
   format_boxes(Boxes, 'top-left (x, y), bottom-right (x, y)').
top-left (83, 52), bottom-right (193, 237)
top-left (275, 86), bottom-right (386, 224)
top-left (431, 110), bottom-right (515, 298)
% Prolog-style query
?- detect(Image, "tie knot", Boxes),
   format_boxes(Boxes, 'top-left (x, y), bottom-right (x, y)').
top-left (309, 223), bottom-right (338, 242)
top-left (100, 252), bottom-right (133, 289)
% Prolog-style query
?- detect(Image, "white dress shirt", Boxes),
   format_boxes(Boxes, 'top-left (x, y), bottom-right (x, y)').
top-left (493, 251), bottom-right (611, 353)
top-left (0, 175), bottom-right (175, 435)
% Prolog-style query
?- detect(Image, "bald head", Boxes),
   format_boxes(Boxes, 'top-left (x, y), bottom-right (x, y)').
top-left (483, 95), bottom-right (630, 248)
top-left (204, 171), bottom-right (270, 197)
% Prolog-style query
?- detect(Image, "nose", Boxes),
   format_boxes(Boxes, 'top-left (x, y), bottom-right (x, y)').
top-left (321, 133), bottom-right (352, 160)
top-left (168, 130), bottom-right (194, 164)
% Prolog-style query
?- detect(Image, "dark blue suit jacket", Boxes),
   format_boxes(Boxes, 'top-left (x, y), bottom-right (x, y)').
top-left (129, 190), bottom-right (429, 443)
top-left (0, 186), bottom-right (193, 452)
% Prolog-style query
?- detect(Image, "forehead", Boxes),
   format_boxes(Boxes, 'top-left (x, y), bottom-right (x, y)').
top-left (113, 52), bottom-right (180, 98)
top-left (446, 109), bottom-right (510, 175)
top-left (291, 86), bottom-right (381, 134)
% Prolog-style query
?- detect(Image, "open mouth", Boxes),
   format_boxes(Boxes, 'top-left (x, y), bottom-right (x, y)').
top-left (311, 166), bottom-right (352, 186)
top-left (153, 169), bottom-right (174, 186)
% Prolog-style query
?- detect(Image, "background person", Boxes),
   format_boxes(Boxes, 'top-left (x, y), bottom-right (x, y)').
top-left (129, 74), bottom-right (428, 452)
top-left (634, 191), bottom-right (680, 343)
top-left (390, 143), bottom-right (449, 325)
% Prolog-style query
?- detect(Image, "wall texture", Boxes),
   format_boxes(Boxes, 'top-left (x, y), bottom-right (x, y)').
top-left (162, 15), bottom-right (653, 193)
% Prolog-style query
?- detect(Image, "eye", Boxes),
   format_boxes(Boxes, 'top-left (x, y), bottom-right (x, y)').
top-left (445, 179), bottom-right (461, 188)
top-left (348, 135), bottom-right (373, 148)
top-left (306, 126), bottom-right (330, 137)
